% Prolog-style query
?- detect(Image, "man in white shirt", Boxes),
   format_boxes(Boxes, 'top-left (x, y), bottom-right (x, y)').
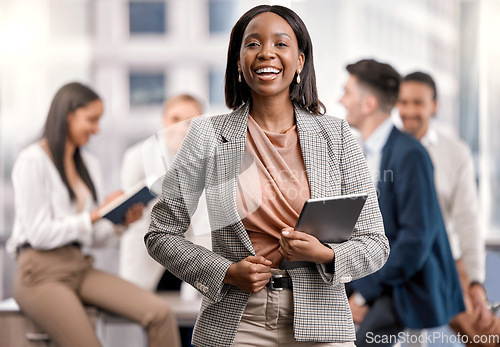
top-left (119, 94), bottom-right (211, 292)
top-left (398, 72), bottom-right (499, 343)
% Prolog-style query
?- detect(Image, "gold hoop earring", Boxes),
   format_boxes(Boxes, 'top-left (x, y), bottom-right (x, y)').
top-left (238, 70), bottom-right (242, 83)
top-left (296, 72), bottom-right (301, 84)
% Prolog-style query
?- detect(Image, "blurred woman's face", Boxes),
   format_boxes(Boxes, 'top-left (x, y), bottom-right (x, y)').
top-left (67, 99), bottom-right (103, 147)
top-left (239, 12), bottom-right (304, 101)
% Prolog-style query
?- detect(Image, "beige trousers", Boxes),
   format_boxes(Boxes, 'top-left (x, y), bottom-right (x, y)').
top-left (233, 270), bottom-right (356, 347)
top-left (13, 245), bottom-right (180, 347)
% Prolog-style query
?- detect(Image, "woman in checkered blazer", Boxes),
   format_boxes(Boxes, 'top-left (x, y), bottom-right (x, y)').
top-left (146, 5), bottom-right (389, 347)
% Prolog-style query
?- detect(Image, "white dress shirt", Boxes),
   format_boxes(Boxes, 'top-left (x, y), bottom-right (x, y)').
top-left (346, 117), bottom-right (394, 303)
top-left (119, 130), bottom-right (211, 291)
top-left (421, 125), bottom-right (485, 283)
top-left (6, 143), bottom-right (118, 257)
top-left (363, 117), bottom-right (394, 184)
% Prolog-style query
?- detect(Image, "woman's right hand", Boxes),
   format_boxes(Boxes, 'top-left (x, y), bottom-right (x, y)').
top-left (90, 190), bottom-right (125, 223)
top-left (223, 255), bottom-right (272, 293)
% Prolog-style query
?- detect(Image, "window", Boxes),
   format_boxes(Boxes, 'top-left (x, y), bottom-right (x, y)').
top-left (49, 0), bottom-right (91, 38)
top-left (129, 71), bottom-right (166, 106)
top-left (0, 145), bottom-right (15, 237)
top-left (209, 0), bottom-right (238, 34)
top-left (129, 1), bottom-right (166, 35)
top-left (459, 0), bottom-right (500, 239)
top-left (209, 69), bottom-right (225, 106)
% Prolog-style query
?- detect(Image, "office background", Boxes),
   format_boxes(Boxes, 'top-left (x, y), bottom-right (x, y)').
top-left (0, 0), bottom-right (499, 302)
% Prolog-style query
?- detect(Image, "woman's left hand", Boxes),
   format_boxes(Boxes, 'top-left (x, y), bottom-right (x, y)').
top-left (278, 227), bottom-right (335, 264)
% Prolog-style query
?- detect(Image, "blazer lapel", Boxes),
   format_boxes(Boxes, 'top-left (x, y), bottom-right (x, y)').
top-left (294, 105), bottom-right (331, 199)
top-left (216, 103), bottom-right (255, 254)
top-left (214, 104), bottom-right (333, 254)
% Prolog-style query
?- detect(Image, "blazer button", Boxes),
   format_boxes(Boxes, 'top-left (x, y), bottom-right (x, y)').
top-left (340, 275), bottom-right (352, 283)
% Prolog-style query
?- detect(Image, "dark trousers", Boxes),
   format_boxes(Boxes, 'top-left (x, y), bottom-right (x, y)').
top-left (156, 269), bottom-right (193, 347)
top-left (346, 284), bottom-right (404, 347)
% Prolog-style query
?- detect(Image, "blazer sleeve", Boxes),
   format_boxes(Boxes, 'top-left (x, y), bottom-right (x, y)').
top-left (145, 118), bottom-right (233, 303)
top-left (317, 120), bottom-right (390, 286)
top-left (351, 146), bottom-right (443, 301)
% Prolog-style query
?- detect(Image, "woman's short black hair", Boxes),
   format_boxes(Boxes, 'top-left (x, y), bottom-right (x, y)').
top-left (42, 82), bottom-right (99, 202)
top-left (225, 5), bottom-right (325, 115)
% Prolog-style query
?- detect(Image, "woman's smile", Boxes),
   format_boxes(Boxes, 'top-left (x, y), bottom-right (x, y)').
top-left (254, 66), bottom-right (282, 81)
top-left (239, 12), bottom-right (304, 99)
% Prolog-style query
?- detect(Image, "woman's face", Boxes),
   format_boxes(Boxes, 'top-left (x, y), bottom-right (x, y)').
top-left (67, 99), bottom-right (103, 147)
top-left (239, 12), bottom-right (304, 101)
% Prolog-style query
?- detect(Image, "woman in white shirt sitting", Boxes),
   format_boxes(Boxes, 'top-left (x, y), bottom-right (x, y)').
top-left (6, 82), bottom-right (180, 347)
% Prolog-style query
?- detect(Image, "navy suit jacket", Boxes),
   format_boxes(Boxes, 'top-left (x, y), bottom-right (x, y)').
top-left (350, 127), bottom-right (464, 329)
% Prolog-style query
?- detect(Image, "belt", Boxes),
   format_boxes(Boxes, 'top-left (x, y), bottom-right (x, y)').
top-left (16, 241), bottom-right (81, 255)
top-left (266, 274), bottom-right (293, 291)
top-left (279, 258), bottom-right (315, 270)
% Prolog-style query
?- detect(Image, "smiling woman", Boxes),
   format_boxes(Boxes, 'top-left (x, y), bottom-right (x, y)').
top-left (145, 5), bottom-right (389, 347)
top-left (6, 82), bottom-right (181, 347)
top-left (225, 5), bottom-right (324, 118)
top-left (66, 100), bottom-right (103, 147)
top-left (238, 12), bottom-right (304, 113)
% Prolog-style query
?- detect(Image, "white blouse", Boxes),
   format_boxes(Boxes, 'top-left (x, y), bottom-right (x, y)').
top-left (6, 143), bottom-right (118, 257)
top-left (119, 132), bottom-right (212, 290)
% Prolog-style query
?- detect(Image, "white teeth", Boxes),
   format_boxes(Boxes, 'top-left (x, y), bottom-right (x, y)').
top-left (256, 67), bottom-right (280, 74)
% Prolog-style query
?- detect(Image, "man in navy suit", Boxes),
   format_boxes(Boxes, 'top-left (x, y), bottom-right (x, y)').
top-left (340, 59), bottom-right (464, 347)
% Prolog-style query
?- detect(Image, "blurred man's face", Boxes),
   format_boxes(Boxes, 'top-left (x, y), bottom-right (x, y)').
top-left (163, 101), bottom-right (202, 128)
top-left (397, 81), bottom-right (437, 140)
top-left (163, 100), bottom-right (202, 153)
top-left (340, 75), bottom-right (366, 129)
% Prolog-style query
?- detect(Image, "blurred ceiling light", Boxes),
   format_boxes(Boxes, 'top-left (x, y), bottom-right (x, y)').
top-left (0, 1), bottom-right (46, 60)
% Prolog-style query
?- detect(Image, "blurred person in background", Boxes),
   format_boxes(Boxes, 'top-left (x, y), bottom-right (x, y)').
top-left (340, 59), bottom-right (464, 347)
top-left (119, 94), bottom-right (210, 293)
top-left (398, 72), bottom-right (500, 346)
top-left (145, 5), bottom-right (389, 347)
top-left (119, 94), bottom-right (210, 347)
top-left (6, 82), bottom-right (180, 347)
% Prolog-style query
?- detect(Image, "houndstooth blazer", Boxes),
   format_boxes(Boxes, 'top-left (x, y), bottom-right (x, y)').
top-left (146, 103), bottom-right (389, 347)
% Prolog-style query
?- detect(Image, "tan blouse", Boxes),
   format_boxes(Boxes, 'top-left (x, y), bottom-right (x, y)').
top-left (236, 115), bottom-right (310, 268)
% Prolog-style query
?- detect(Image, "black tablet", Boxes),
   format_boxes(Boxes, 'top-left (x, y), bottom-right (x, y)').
top-left (295, 193), bottom-right (368, 243)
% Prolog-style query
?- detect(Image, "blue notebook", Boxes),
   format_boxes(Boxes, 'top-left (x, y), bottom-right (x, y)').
top-left (99, 181), bottom-right (157, 224)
